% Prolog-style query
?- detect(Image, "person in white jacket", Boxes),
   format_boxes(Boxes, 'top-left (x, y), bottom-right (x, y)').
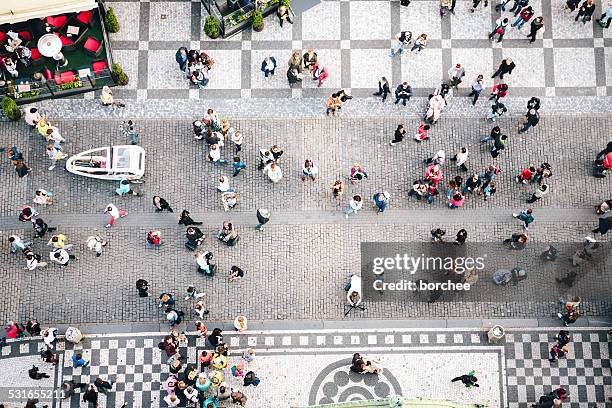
top-left (104, 203), bottom-right (127, 228)
top-left (24, 250), bottom-right (46, 270)
top-left (24, 108), bottom-right (41, 128)
top-left (9, 235), bottom-right (31, 253)
top-left (86, 236), bottom-right (107, 257)
top-left (425, 94), bottom-right (446, 124)
top-left (345, 195), bottom-right (363, 218)
top-left (451, 147), bottom-right (469, 171)
top-left (264, 162), bottom-right (283, 183)
top-left (217, 175), bottom-right (231, 192)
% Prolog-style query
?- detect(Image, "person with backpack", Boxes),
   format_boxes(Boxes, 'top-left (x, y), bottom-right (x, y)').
top-left (243, 371), bottom-right (261, 387)
top-left (512, 208), bottom-right (535, 230)
top-left (488, 17), bottom-right (509, 42)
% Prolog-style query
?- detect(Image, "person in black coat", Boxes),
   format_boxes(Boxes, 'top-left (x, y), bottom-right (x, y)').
top-left (527, 96), bottom-right (541, 111)
top-left (260, 56), bottom-right (277, 78)
top-left (390, 124), bottom-right (407, 145)
top-left (178, 209), bottom-right (202, 226)
top-left (518, 109), bottom-right (540, 133)
top-left (491, 58), bottom-right (516, 80)
top-left (373, 77), bottom-right (390, 101)
top-left (153, 196), bottom-right (173, 213)
top-left (575, 0), bottom-right (595, 23)
top-left (208, 328), bottom-right (223, 347)
top-left (394, 81), bottom-right (413, 106)
top-left (185, 227), bottom-right (205, 249)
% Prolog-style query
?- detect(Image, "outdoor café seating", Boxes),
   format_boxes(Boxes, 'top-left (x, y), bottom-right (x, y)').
top-left (0, 0), bottom-right (116, 103)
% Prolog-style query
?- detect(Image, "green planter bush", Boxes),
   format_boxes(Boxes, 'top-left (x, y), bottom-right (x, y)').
top-left (252, 10), bottom-right (264, 31)
top-left (111, 63), bottom-right (129, 86)
top-left (204, 15), bottom-right (221, 39)
top-left (1, 96), bottom-right (21, 121)
top-left (280, 0), bottom-right (291, 7)
top-left (104, 7), bottom-right (120, 33)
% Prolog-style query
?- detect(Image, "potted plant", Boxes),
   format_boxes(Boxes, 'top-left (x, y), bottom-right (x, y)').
top-left (1, 96), bottom-right (21, 121)
top-left (204, 15), bottom-right (221, 39)
top-left (111, 63), bottom-right (129, 86)
top-left (252, 10), bottom-right (264, 31)
top-left (104, 7), bottom-right (120, 33)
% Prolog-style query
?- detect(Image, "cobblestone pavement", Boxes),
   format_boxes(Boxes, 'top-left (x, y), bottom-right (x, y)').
top-left (0, 327), bottom-right (609, 408)
top-left (0, 116), bottom-right (610, 325)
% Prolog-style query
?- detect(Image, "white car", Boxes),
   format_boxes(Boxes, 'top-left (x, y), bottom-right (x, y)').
top-left (65, 145), bottom-right (145, 181)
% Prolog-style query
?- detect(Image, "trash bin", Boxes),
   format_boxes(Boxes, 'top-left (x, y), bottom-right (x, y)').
top-left (64, 327), bottom-right (83, 344)
top-left (487, 325), bottom-right (505, 343)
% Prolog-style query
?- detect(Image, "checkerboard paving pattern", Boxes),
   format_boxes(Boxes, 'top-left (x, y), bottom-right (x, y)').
top-left (100, 0), bottom-right (611, 101)
top-left (505, 330), bottom-right (612, 408)
top-left (30, 328), bottom-right (610, 408)
top-left (57, 336), bottom-right (197, 408)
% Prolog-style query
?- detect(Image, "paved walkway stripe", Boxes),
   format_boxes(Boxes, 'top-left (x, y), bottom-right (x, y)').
top-left (0, 208), bottom-right (597, 229)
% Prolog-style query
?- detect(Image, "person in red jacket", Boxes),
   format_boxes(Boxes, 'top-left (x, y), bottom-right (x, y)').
top-left (512, 6), bottom-right (534, 29)
top-left (489, 83), bottom-right (509, 102)
top-left (516, 166), bottom-right (536, 184)
top-left (311, 63), bottom-right (329, 88)
top-left (4, 321), bottom-right (25, 339)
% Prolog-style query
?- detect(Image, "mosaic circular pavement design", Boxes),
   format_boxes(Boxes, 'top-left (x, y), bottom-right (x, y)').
top-left (308, 358), bottom-right (403, 405)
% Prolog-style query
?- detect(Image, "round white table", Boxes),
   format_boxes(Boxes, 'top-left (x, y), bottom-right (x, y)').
top-left (37, 34), bottom-right (62, 58)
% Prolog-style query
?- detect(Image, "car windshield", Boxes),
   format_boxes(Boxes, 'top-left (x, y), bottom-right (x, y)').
top-left (113, 147), bottom-right (131, 170)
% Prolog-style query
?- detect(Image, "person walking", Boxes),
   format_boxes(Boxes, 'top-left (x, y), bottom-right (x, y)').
top-left (389, 31), bottom-right (413, 57)
top-left (330, 179), bottom-right (345, 204)
top-left (448, 63), bottom-right (465, 89)
top-left (345, 195), bottom-right (363, 218)
top-left (518, 109), bottom-right (540, 133)
top-left (597, 2), bottom-right (612, 27)
top-left (575, 0), bottom-right (595, 23)
top-left (136, 279), bottom-right (149, 297)
top-left (179, 210), bottom-right (203, 226)
top-left (509, 0), bottom-right (529, 15)
top-left (451, 371), bottom-right (479, 387)
top-left (468, 75), bottom-right (484, 105)
top-left (373, 77), bottom-right (391, 101)
top-left (527, 17), bottom-right (544, 43)
top-left (82, 385), bottom-right (98, 407)
top-left (451, 147), bottom-right (469, 171)
top-left (527, 184), bottom-right (549, 203)
top-left (592, 216), bottom-right (612, 235)
top-left (120, 120), bottom-right (139, 145)
top-left (414, 123), bottom-right (431, 142)
top-left (33, 218), bottom-right (55, 238)
top-left (431, 228), bottom-right (446, 242)
top-left (486, 101), bottom-right (508, 123)
top-left (490, 133), bottom-right (507, 158)
top-left (456, 229), bottom-right (468, 245)
top-left (372, 192), bottom-right (391, 213)
top-left (503, 233), bottom-right (528, 250)
top-left (104, 203), bottom-right (127, 228)
top-left (29, 365), bottom-right (50, 380)
top-left (260, 56), bottom-right (277, 79)
top-left (86, 236), bottom-right (107, 257)
top-left (390, 124), bottom-right (407, 145)
top-left (512, 208), bottom-right (535, 230)
top-left (527, 96), bottom-right (541, 111)
top-left (491, 58), bottom-right (516, 80)
top-left (312, 63), bottom-right (329, 87)
top-left (94, 378), bottom-right (114, 392)
top-left (489, 83), bottom-right (509, 102)
top-left (325, 93), bottom-right (342, 116)
top-left (153, 196), bottom-right (173, 213)
top-left (411, 33), bottom-right (428, 53)
top-left (512, 6), bottom-right (534, 29)
top-left (301, 159), bottom-right (318, 181)
top-left (394, 82), bottom-right (413, 106)
top-left (72, 353), bottom-right (89, 368)
top-left (489, 17), bottom-right (509, 42)
top-left (232, 157), bottom-right (247, 177)
top-left (24, 250), bottom-right (46, 270)
top-left (255, 208), bottom-right (271, 231)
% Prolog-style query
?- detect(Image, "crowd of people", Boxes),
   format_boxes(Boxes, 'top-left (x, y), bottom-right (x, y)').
top-left (3, 1), bottom-right (612, 407)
